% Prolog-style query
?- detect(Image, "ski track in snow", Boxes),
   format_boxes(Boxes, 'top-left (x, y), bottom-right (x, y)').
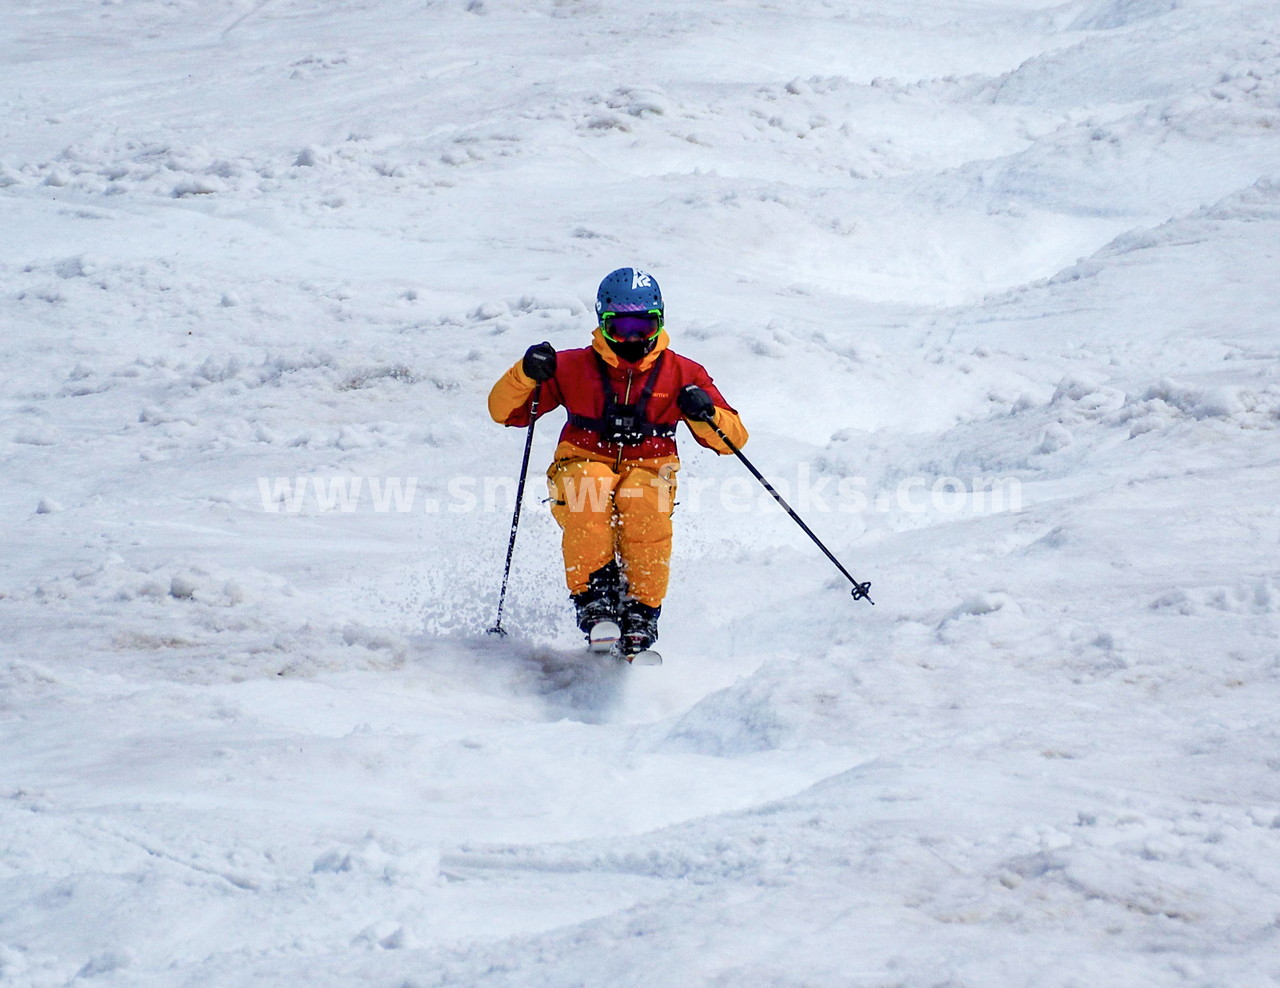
top-left (2, 0), bottom-right (1280, 985)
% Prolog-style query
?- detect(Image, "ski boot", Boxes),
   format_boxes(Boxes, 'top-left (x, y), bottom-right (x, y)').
top-left (619, 599), bottom-right (662, 665)
top-left (572, 563), bottom-right (622, 653)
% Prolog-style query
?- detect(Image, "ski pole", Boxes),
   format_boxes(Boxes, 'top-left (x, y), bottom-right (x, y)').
top-left (488, 382), bottom-right (542, 635)
top-left (703, 417), bottom-right (873, 604)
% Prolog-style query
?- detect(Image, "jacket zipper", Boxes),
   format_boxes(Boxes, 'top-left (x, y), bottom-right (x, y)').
top-left (615, 369), bottom-right (634, 471)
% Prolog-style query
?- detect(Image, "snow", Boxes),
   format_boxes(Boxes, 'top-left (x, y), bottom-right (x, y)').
top-left (2, 0), bottom-right (1279, 985)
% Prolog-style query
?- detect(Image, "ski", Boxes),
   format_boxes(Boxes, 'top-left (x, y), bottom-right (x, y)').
top-left (618, 647), bottom-right (662, 666)
top-left (586, 621), bottom-right (661, 665)
top-left (587, 620), bottom-right (621, 653)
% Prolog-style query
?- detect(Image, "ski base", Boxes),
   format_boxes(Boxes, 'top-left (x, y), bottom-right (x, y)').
top-left (585, 621), bottom-right (661, 665)
top-left (618, 648), bottom-right (662, 666)
top-left (587, 621), bottom-right (621, 653)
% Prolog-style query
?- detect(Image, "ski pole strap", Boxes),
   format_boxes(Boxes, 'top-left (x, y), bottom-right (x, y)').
top-left (708, 420), bottom-right (874, 605)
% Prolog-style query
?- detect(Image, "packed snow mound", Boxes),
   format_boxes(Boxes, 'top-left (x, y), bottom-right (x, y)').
top-left (3, 0), bottom-right (1280, 986)
top-left (1066, 0), bottom-right (1181, 32)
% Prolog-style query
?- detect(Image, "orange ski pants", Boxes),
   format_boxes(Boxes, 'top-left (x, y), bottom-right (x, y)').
top-left (547, 455), bottom-right (678, 608)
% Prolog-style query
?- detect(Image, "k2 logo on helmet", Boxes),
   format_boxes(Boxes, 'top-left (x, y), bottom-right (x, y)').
top-left (632, 270), bottom-right (653, 289)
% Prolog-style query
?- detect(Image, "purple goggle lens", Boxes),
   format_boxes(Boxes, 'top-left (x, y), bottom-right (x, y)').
top-left (605, 313), bottom-right (661, 339)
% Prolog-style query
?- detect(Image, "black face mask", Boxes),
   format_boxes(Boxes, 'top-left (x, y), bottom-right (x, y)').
top-left (606, 336), bottom-right (657, 363)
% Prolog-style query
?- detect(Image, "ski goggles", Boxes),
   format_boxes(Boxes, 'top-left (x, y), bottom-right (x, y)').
top-left (600, 309), bottom-right (664, 342)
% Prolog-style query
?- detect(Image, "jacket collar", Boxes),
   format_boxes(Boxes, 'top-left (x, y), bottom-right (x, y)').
top-left (591, 327), bottom-right (670, 372)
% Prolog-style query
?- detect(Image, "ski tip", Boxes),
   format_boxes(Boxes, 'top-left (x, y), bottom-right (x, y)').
top-left (622, 649), bottom-right (663, 667)
top-left (588, 620), bottom-right (621, 653)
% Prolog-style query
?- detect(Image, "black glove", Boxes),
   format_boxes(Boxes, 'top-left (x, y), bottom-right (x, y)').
top-left (522, 342), bottom-right (556, 382)
top-left (677, 384), bottom-right (716, 422)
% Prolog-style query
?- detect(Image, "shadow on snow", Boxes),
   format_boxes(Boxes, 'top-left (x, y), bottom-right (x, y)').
top-left (416, 632), bottom-right (631, 725)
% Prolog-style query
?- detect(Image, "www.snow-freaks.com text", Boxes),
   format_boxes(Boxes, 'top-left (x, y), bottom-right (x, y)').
top-left (256, 468), bottom-right (1022, 517)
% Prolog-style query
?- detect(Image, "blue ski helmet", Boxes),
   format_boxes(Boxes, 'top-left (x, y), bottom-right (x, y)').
top-left (595, 267), bottom-right (663, 319)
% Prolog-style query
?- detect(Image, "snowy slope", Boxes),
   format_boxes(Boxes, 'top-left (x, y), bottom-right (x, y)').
top-left (2, 0), bottom-right (1279, 985)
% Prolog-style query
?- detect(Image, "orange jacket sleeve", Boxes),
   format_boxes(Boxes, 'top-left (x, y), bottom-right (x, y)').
top-left (487, 359), bottom-right (563, 426)
top-left (687, 406), bottom-right (748, 454)
top-left (680, 360), bottom-right (747, 454)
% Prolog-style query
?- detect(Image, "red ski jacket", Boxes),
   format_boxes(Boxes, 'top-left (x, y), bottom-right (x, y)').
top-left (488, 329), bottom-right (748, 463)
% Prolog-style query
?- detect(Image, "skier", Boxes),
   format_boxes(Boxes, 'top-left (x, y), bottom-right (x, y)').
top-left (488, 267), bottom-right (749, 660)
